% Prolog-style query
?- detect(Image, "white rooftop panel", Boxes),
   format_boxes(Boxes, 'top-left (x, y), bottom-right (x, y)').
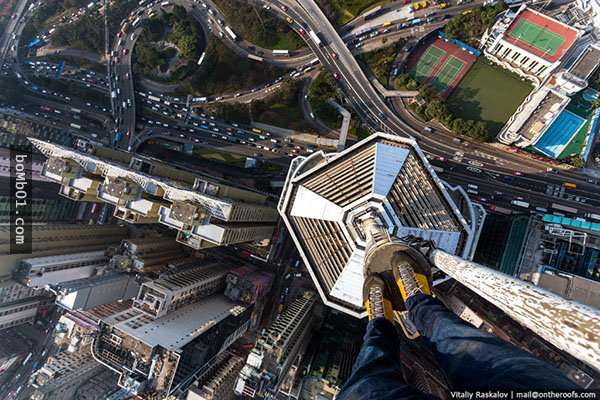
top-left (395, 227), bottom-right (460, 254)
top-left (329, 248), bottom-right (365, 308)
top-left (372, 144), bottom-right (408, 197)
top-left (290, 186), bottom-right (344, 222)
top-left (113, 295), bottom-right (239, 351)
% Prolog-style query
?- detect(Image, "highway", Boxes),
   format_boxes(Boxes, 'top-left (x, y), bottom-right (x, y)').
top-left (5, 0), bottom-right (600, 221)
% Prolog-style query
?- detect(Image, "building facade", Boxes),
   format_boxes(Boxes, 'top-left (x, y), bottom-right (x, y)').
top-left (235, 291), bottom-right (317, 398)
top-left (186, 352), bottom-right (244, 400)
top-left (31, 348), bottom-right (104, 400)
top-left (29, 138), bottom-right (278, 250)
top-left (92, 260), bottom-right (253, 397)
top-left (0, 299), bottom-right (40, 330)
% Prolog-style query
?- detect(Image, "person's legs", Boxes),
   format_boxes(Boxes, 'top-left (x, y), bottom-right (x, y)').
top-left (407, 293), bottom-right (578, 391)
top-left (336, 317), bottom-right (433, 400)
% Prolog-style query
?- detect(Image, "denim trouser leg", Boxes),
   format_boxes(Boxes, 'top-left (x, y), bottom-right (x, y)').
top-left (336, 317), bottom-right (433, 400)
top-left (406, 293), bottom-right (578, 391)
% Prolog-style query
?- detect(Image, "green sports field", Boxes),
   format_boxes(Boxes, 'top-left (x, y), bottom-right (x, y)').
top-left (412, 46), bottom-right (445, 82)
top-left (509, 19), bottom-right (565, 55)
top-left (429, 56), bottom-right (465, 92)
top-left (447, 59), bottom-right (533, 134)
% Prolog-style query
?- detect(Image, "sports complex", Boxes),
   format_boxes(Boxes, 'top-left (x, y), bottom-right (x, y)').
top-left (407, 34), bottom-right (478, 99)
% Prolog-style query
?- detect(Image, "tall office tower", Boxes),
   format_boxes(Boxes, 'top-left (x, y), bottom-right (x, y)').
top-left (30, 138), bottom-right (279, 249)
top-left (110, 237), bottom-right (192, 274)
top-left (186, 352), bottom-right (245, 400)
top-left (30, 348), bottom-right (104, 400)
top-left (14, 250), bottom-right (109, 288)
top-left (235, 291), bottom-right (317, 398)
top-left (0, 223), bottom-right (129, 274)
top-left (0, 298), bottom-right (40, 330)
top-left (54, 272), bottom-right (140, 312)
top-left (224, 266), bottom-right (274, 329)
top-left (278, 133), bottom-right (479, 317)
top-left (92, 261), bottom-right (253, 397)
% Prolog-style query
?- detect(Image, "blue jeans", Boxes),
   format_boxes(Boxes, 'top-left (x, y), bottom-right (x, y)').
top-left (337, 294), bottom-right (577, 400)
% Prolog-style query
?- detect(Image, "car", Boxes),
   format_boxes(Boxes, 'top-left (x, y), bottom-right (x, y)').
top-left (331, 51), bottom-right (338, 59)
top-left (514, 171), bottom-right (523, 176)
top-left (466, 166), bottom-right (482, 174)
top-left (332, 72), bottom-right (340, 80)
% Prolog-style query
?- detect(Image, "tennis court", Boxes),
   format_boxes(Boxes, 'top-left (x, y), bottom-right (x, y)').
top-left (412, 46), bottom-right (445, 82)
top-left (510, 19), bottom-right (565, 56)
top-left (429, 56), bottom-right (465, 92)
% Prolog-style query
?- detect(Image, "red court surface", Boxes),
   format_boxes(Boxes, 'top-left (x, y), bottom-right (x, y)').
top-left (504, 9), bottom-right (578, 63)
top-left (406, 37), bottom-right (477, 99)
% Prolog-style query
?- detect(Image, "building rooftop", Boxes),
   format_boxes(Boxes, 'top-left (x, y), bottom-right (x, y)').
top-left (569, 44), bottom-right (600, 81)
top-left (278, 133), bottom-right (472, 317)
top-left (105, 295), bottom-right (244, 351)
top-left (504, 8), bottom-right (579, 63)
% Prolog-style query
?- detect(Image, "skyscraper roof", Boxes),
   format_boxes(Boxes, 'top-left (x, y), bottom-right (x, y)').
top-left (278, 133), bottom-right (474, 317)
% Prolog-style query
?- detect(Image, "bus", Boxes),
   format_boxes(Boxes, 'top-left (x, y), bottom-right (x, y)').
top-left (309, 57), bottom-right (319, 65)
top-left (552, 203), bottom-right (577, 214)
top-left (251, 127), bottom-right (262, 134)
top-left (309, 30), bottom-right (322, 46)
top-left (197, 52), bottom-right (206, 65)
top-left (562, 182), bottom-right (577, 189)
top-left (273, 49), bottom-right (289, 56)
top-left (71, 107), bottom-right (81, 113)
top-left (148, 95), bottom-right (161, 102)
top-left (432, 166), bottom-right (444, 174)
top-left (132, 17), bottom-right (141, 28)
top-left (511, 200), bottom-right (529, 208)
top-left (70, 123), bottom-right (81, 130)
top-left (224, 26), bottom-right (237, 41)
top-left (382, 21), bottom-right (392, 27)
top-left (247, 54), bottom-right (264, 62)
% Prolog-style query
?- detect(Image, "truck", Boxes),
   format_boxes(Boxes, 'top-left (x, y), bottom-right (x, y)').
top-left (70, 123), bottom-right (81, 129)
top-left (251, 127), bottom-right (262, 134)
top-left (71, 107), bottom-right (81, 113)
top-left (511, 200), bottom-right (530, 208)
top-left (132, 17), bottom-right (141, 27)
top-left (551, 203), bottom-right (577, 214)
top-left (197, 52), bottom-right (206, 65)
top-left (224, 26), bottom-right (237, 41)
top-left (309, 30), bottom-right (322, 46)
top-left (148, 95), bottom-right (161, 102)
top-left (562, 182), bottom-right (577, 189)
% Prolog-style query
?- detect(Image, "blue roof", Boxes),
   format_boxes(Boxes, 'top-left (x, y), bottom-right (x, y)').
top-left (533, 110), bottom-right (585, 159)
top-left (543, 214), bottom-right (600, 232)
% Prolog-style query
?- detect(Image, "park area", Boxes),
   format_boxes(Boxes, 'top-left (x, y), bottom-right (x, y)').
top-left (407, 37), bottom-right (477, 99)
top-left (447, 59), bottom-right (533, 135)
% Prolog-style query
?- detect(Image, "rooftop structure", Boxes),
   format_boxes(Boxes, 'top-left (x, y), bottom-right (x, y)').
top-left (0, 224), bottom-right (129, 275)
top-left (54, 272), bottom-right (139, 312)
top-left (30, 138), bottom-right (278, 250)
top-left (14, 250), bottom-right (109, 288)
top-left (92, 294), bottom-right (252, 397)
top-left (186, 351), bottom-right (244, 400)
top-left (134, 261), bottom-right (234, 318)
top-left (481, 6), bottom-right (581, 84)
top-left (278, 133), bottom-right (476, 317)
top-left (235, 292), bottom-right (317, 398)
top-left (110, 237), bottom-right (192, 274)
